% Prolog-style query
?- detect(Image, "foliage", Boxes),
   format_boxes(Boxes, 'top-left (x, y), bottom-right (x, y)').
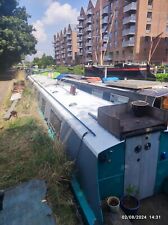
top-left (0, 81), bottom-right (78, 225)
top-left (54, 65), bottom-right (84, 75)
top-left (0, 0), bottom-right (37, 71)
top-left (156, 73), bottom-right (168, 82)
top-left (32, 54), bottom-right (55, 68)
top-left (125, 184), bottom-right (139, 197)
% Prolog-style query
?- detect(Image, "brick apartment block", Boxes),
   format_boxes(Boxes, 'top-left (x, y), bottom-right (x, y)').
top-left (54, 0), bottom-right (168, 65)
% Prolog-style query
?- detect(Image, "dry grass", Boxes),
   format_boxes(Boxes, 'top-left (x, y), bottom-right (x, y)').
top-left (0, 79), bottom-right (79, 225)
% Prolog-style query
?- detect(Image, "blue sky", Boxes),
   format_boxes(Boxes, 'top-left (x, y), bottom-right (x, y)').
top-left (19, 0), bottom-right (96, 59)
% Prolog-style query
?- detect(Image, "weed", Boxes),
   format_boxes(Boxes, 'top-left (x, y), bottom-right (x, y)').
top-left (0, 78), bottom-right (78, 225)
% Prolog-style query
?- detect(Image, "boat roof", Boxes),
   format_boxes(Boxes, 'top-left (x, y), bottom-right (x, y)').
top-left (29, 75), bottom-right (122, 157)
top-left (63, 77), bottom-right (168, 97)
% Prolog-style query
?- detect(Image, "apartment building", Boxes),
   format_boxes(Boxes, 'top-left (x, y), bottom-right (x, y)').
top-left (76, 0), bottom-right (168, 65)
top-left (54, 24), bottom-right (78, 65)
top-left (54, 0), bottom-right (168, 65)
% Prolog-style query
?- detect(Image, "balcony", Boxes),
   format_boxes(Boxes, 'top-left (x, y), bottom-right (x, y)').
top-left (87, 9), bottom-right (93, 16)
top-left (78, 38), bottom-right (83, 42)
top-left (78, 24), bottom-right (83, 28)
top-left (86, 42), bottom-right (92, 47)
top-left (86, 49), bottom-right (92, 54)
top-left (78, 45), bottom-right (83, 49)
top-left (67, 48), bottom-right (72, 52)
top-left (79, 52), bottom-right (83, 56)
top-left (102, 6), bottom-right (109, 16)
top-left (102, 27), bottom-right (108, 33)
top-left (122, 38), bottom-right (135, 47)
top-left (147, 17), bottom-right (152, 22)
top-left (67, 42), bottom-right (72, 46)
top-left (67, 36), bottom-right (72, 41)
top-left (122, 26), bottom-right (136, 36)
top-left (78, 16), bottom-right (85, 21)
top-left (86, 18), bottom-right (92, 24)
top-left (102, 16), bottom-right (108, 25)
top-left (78, 31), bottom-right (83, 36)
top-left (87, 34), bottom-right (92, 39)
top-left (67, 53), bottom-right (72, 57)
top-left (103, 36), bottom-right (108, 42)
top-left (124, 2), bottom-right (137, 13)
top-left (123, 14), bottom-right (136, 24)
top-left (148, 4), bottom-right (153, 10)
top-left (86, 26), bottom-right (92, 32)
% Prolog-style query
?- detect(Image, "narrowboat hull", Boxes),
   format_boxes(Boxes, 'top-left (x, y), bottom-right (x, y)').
top-left (84, 65), bottom-right (156, 80)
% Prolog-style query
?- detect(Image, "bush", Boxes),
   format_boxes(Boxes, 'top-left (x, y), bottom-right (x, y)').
top-left (156, 73), bottom-right (168, 82)
top-left (54, 65), bottom-right (84, 75)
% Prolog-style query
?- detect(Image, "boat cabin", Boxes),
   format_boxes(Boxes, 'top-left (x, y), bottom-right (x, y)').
top-left (29, 75), bottom-right (168, 225)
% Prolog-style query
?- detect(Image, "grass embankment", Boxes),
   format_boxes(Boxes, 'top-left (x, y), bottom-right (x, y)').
top-left (0, 81), bottom-right (78, 225)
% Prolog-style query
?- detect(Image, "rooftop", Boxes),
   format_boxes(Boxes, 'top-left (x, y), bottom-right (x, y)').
top-left (29, 75), bottom-right (122, 157)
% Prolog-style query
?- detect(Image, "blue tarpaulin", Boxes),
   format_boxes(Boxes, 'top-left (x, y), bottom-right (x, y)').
top-left (0, 180), bottom-right (56, 225)
top-left (102, 77), bottom-right (119, 83)
top-left (56, 74), bottom-right (68, 80)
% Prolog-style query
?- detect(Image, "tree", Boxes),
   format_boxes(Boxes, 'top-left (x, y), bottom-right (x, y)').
top-left (0, 0), bottom-right (37, 71)
top-left (32, 54), bottom-right (55, 68)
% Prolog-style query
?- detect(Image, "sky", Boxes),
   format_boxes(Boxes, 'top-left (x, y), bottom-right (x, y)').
top-left (19, 0), bottom-right (97, 59)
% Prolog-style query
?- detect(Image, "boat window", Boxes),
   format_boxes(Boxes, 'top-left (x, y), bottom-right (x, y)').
top-left (50, 110), bottom-right (61, 134)
top-left (92, 89), bottom-right (103, 98)
top-left (162, 96), bottom-right (168, 110)
top-left (110, 93), bottom-right (129, 104)
top-left (41, 98), bottom-right (46, 114)
top-left (153, 97), bottom-right (161, 109)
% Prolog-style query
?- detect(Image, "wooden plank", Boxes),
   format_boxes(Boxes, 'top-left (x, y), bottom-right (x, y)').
top-left (3, 100), bottom-right (18, 120)
top-left (107, 80), bottom-right (164, 90)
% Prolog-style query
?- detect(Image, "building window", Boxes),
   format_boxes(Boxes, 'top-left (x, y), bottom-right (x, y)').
top-left (148, 0), bottom-right (153, 6)
top-left (146, 24), bottom-right (151, 33)
top-left (147, 12), bottom-right (152, 21)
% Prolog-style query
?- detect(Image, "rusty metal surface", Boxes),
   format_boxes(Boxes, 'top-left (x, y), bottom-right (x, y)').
top-left (98, 103), bottom-right (167, 140)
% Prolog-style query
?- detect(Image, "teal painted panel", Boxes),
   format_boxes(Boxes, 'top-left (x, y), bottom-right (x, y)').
top-left (71, 177), bottom-right (97, 225)
top-left (98, 143), bottom-right (125, 179)
top-left (155, 132), bottom-right (168, 193)
top-left (99, 174), bottom-right (124, 199)
top-left (155, 160), bottom-right (168, 193)
top-left (98, 143), bottom-right (125, 199)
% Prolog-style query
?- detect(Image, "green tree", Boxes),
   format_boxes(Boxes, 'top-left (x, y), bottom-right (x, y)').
top-left (0, 0), bottom-right (37, 71)
top-left (32, 54), bottom-right (55, 68)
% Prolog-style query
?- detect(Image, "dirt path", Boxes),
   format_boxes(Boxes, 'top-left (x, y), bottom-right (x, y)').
top-left (0, 70), bottom-right (25, 107)
top-left (0, 80), bottom-right (12, 107)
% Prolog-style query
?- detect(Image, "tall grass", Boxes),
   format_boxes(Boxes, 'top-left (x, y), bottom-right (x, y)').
top-left (0, 82), bottom-right (78, 225)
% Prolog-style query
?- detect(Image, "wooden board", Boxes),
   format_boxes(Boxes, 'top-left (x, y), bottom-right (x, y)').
top-left (106, 80), bottom-right (166, 90)
top-left (3, 100), bottom-right (18, 120)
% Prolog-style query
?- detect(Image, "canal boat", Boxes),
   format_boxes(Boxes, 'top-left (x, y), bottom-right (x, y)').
top-left (29, 75), bottom-right (168, 225)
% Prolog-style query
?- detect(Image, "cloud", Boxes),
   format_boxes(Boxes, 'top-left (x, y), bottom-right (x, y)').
top-left (43, 1), bottom-right (79, 25)
top-left (32, 1), bottom-right (79, 45)
top-left (33, 20), bottom-right (47, 42)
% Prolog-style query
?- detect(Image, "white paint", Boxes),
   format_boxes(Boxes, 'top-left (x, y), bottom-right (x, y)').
top-left (29, 75), bottom-right (122, 157)
top-left (124, 132), bottom-right (160, 199)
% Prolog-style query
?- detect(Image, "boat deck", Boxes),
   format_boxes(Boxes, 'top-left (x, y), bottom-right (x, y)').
top-left (103, 194), bottom-right (168, 225)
